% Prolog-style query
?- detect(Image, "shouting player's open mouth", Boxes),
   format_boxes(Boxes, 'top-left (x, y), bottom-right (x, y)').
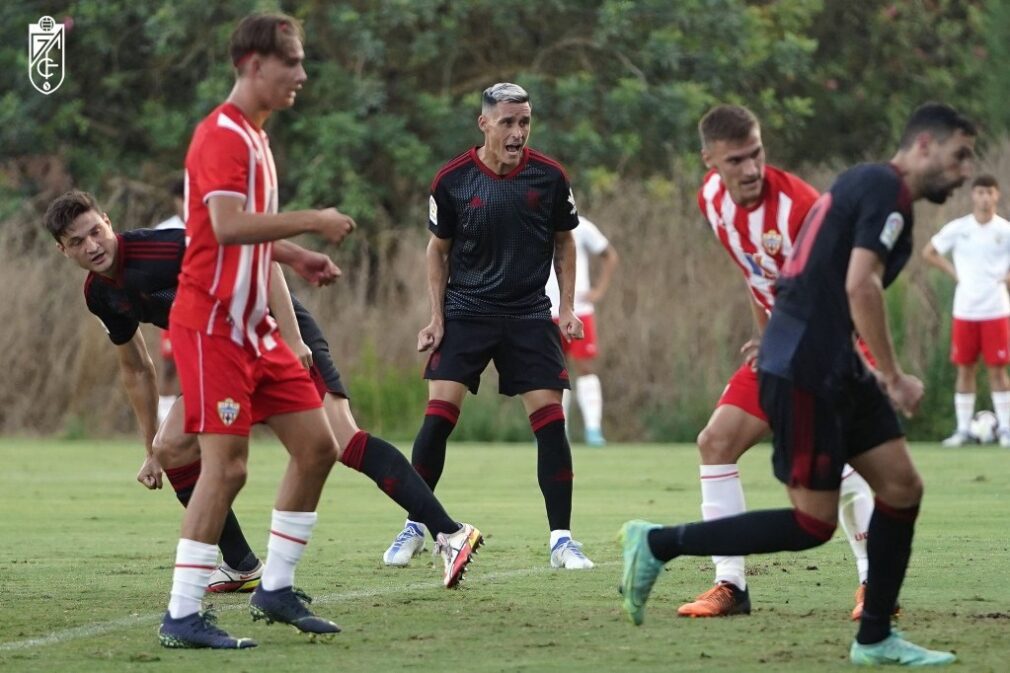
top-left (505, 141), bottom-right (524, 157)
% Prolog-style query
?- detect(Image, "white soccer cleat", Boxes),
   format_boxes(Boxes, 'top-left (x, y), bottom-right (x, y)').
top-left (550, 537), bottom-right (595, 569)
top-left (207, 561), bottom-right (263, 593)
top-left (434, 523), bottom-right (483, 588)
top-left (1000, 431), bottom-right (1010, 448)
top-left (383, 522), bottom-right (427, 566)
top-left (940, 430), bottom-right (974, 447)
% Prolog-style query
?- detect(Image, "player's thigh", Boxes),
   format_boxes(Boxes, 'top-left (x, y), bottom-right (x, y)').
top-left (196, 433), bottom-right (251, 480)
top-left (170, 324), bottom-right (256, 435)
top-left (265, 405), bottom-right (337, 466)
top-left (520, 388), bottom-right (564, 416)
top-left (979, 317), bottom-right (1010, 366)
top-left (495, 319), bottom-right (570, 396)
top-left (424, 319), bottom-right (497, 394)
top-left (787, 485), bottom-right (840, 525)
top-left (759, 372), bottom-right (847, 491)
top-left (847, 437), bottom-right (922, 509)
top-left (697, 404), bottom-right (769, 464)
top-left (951, 318), bottom-right (982, 365)
top-left (428, 379), bottom-right (468, 408)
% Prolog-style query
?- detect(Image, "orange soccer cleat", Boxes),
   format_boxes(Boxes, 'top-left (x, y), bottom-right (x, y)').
top-left (677, 581), bottom-right (751, 617)
top-left (851, 582), bottom-right (902, 621)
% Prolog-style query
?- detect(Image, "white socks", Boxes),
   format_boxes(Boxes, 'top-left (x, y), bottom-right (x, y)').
top-left (168, 538), bottom-right (218, 619)
top-left (992, 391), bottom-right (1010, 433)
top-left (699, 464), bottom-right (747, 589)
top-left (550, 529), bottom-right (572, 548)
top-left (261, 510), bottom-right (318, 591)
top-left (838, 465), bottom-right (872, 584)
top-left (955, 393), bottom-right (975, 433)
top-left (575, 375), bottom-right (603, 432)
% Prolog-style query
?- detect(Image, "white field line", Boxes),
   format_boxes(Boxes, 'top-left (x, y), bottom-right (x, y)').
top-left (0, 561), bottom-right (618, 652)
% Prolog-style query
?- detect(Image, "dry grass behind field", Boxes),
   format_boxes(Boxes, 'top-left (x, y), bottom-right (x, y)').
top-left (4, 144), bottom-right (1010, 439)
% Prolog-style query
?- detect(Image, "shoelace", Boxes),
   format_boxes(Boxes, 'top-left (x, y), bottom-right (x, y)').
top-left (562, 541), bottom-right (588, 559)
top-left (194, 609), bottom-right (228, 636)
top-left (698, 585), bottom-right (734, 606)
top-left (393, 526), bottom-right (421, 549)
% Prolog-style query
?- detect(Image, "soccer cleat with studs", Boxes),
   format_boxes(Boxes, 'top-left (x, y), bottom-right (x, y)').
top-left (677, 581), bottom-right (751, 618)
top-left (434, 523), bottom-right (483, 588)
top-left (249, 586), bottom-right (340, 640)
top-left (159, 609), bottom-right (257, 649)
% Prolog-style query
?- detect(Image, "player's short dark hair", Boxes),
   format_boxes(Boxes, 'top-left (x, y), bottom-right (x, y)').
top-left (44, 190), bottom-right (102, 243)
top-left (698, 105), bottom-right (759, 149)
top-left (481, 83), bottom-right (530, 115)
top-left (229, 12), bottom-right (304, 69)
top-left (898, 103), bottom-right (977, 149)
top-left (972, 173), bottom-right (998, 190)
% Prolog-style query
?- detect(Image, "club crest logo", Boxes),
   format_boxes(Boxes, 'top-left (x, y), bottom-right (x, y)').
top-left (29, 16), bottom-right (65, 95)
top-left (217, 398), bottom-right (240, 426)
top-left (761, 230), bottom-right (783, 256)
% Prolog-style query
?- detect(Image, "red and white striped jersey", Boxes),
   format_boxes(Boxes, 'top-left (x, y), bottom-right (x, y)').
top-left (171, 102), bottom-right (279, 353)
top-left (698, 165), bottom-right (818, 314)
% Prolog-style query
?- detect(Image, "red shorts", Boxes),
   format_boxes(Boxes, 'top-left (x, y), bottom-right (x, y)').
top-left (716, 362), bottom-right (767, 422)
top-left (169, 322), bottom-right (322, 436)
top-left (951, 317), bottom-right (1010, 366)
top-left (555, 313), bottom-right (598, 360)
top-left (160, 330), bottom-right (173, 361)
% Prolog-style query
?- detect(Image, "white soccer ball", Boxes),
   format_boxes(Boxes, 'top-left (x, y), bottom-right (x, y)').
top-left (969, 410), bottom-right (998, 444)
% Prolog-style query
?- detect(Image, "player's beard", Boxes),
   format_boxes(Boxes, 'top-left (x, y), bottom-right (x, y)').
top-left (922, 172), bottom-right (963, 205)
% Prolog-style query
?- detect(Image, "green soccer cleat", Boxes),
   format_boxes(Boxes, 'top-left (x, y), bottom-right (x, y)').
top-left (850, 633), bottom-right (956, 667)
top-left (618, 520), bottom-right (664, 626)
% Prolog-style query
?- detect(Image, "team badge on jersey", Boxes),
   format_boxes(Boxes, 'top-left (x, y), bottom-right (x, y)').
top-left (217, 398), bottom-right (240, 426)
top-left (567, 188), bottom-right (578, 215)
top-left (762, 230), bottom-right (783, 256)
top-left (429, 195), bottom-right (438, 226)
top-left (880, 212), bottom-right (904, 251)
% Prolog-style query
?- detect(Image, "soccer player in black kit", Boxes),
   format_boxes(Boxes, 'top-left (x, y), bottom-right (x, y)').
top-left (45, 190), bottom-right (482, 597)
top-left (620, 103), bottom-right (975, 667)
top-left (382, 83), bottom-right (595, 570)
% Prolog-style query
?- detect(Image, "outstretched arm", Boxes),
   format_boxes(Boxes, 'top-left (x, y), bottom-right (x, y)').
top-left (920, 242), bottom-right (957, 282)
top-left (116, 331), bottom-right (163, 489)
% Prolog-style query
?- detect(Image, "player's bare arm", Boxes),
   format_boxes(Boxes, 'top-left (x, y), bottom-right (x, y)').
top-left (267, 262), bottom-right (312, 370)
top-left (207, 195), bottom-right (355, 245)
top-left (847, 247), bottom-right (923, 417)
top-left (419, 234), bottom-right (452, 352)
top-left (920, 241), bottom-right (958, 282)
top-left (741, 293), bottom-right (770, 369)
top-left (273, 239), bottom-right (342, 286)
top-left (115, 330), bottom-right (164, 490)
top-left (554, 230), bottom-right (584, 341)
top-left (584, 244), bottom-right (619, 304)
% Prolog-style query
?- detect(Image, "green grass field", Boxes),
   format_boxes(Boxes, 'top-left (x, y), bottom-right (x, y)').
top-left (0, 438), bottom-right (1007, 672)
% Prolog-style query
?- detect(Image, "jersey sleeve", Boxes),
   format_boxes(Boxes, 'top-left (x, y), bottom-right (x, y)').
top-left (578, 218), bottom-right (610, 254)
top-left (427, 178), bottom-right (457, 239)
top-left (551, 172), bottom-right (580, 232)
top-left (929, 219), bottom-right (961, 255)
top-left (85, 292), bottom-right (139, 345)
top-left (851, 172), bottom-right (906, 261)
top-left (194, 127), bottom-right (251, 204)
top-left (784, 175), bottom-right (820, 240)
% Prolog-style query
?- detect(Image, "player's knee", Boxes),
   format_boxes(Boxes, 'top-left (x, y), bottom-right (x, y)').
top-left (878, 472), bottom-right (923, 508)
top-left (301, 434), bottom-right (338, 471)
top-left (696, 425), bottom-right (742, 464)
top-left (217, 459), bottom-right (248, 492)
top-left (794, 508), bottom-right (837, 545)
top-left (152, 429), bottom-right (196, 467)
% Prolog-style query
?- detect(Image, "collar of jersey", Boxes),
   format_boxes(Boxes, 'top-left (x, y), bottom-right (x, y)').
top-left (470, 146), bottom-right (529, 180)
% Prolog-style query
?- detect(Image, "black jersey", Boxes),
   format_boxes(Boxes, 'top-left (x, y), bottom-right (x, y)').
top-left (759, 163), bottom-right (913, 393)
top-left (428, 146), bottom-right (580, 320)
top-left (84, 228), bottom-right (185, 344)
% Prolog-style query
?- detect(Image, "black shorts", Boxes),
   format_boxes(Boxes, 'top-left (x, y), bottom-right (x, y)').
top-left (291, 295), bottom-right (348, 400)
top-left (424, 317), bottom-right (570, 396)
top-left (758, 363), bottom-right (902, 491)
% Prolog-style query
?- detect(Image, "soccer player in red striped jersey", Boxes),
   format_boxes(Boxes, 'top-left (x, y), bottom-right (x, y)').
top-left (622, 103), bottom-right (975, 667)
top-left (680, 105), bottom-right (875, 619)
top-left (160, 12), bottom-right (362, 649)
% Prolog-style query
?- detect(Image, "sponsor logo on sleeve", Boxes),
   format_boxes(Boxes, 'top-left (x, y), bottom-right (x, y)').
top-left (880, 212), bottom-right (904, 251)
top-left (567, 188), bottom-right (578, 215)
top-left (429, 195), bottom-right (438, 225)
